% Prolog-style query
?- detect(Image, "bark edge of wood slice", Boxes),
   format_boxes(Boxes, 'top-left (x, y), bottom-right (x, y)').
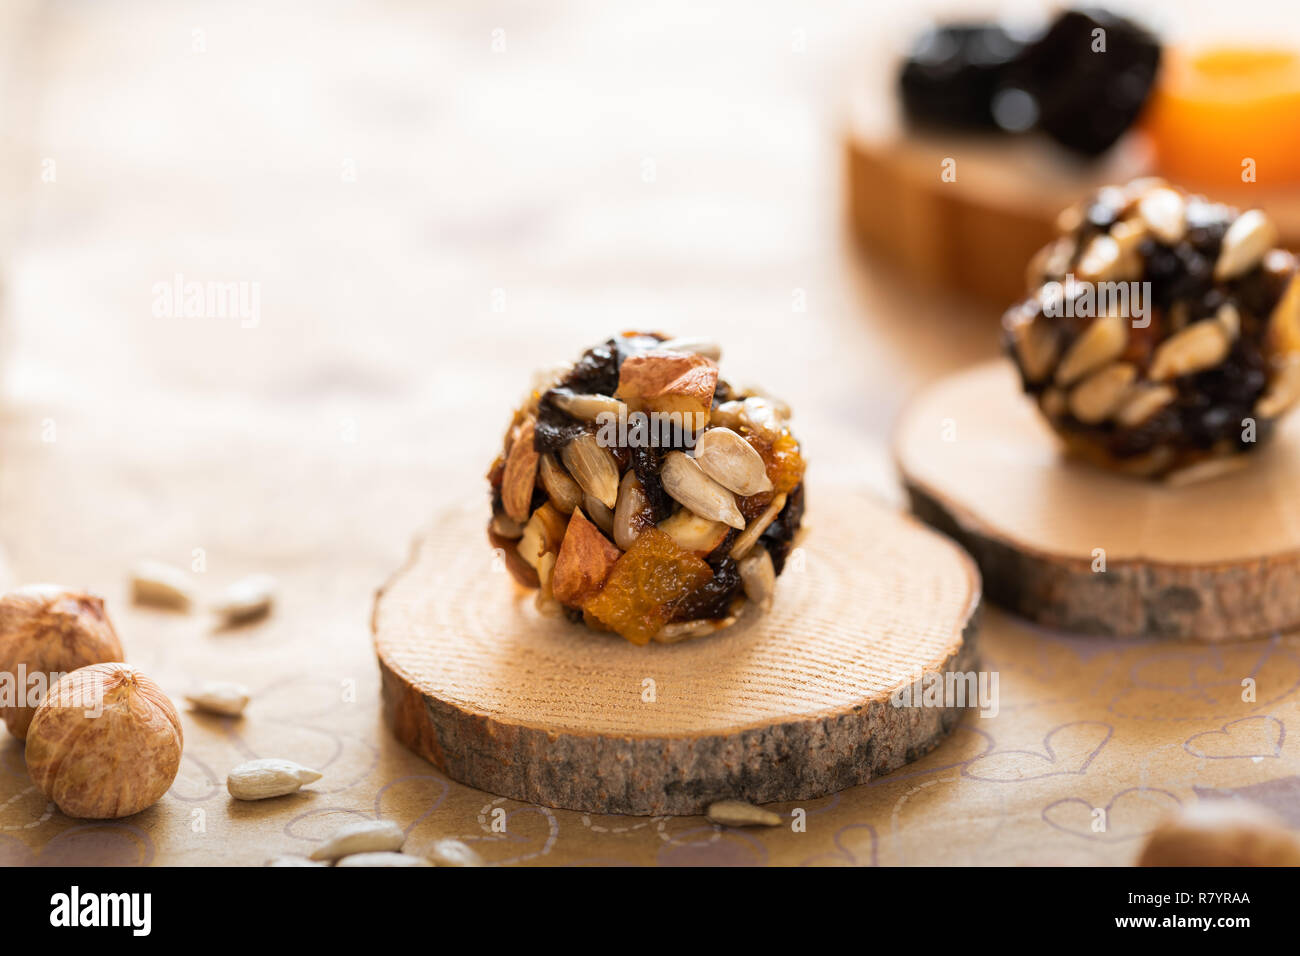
top-left (371, 488), bottom-right (981, 815)
top-left (895, 360), bottom-right (1300, 641)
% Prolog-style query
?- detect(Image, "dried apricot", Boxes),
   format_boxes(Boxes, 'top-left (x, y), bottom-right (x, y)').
top-left (584, 528), bottom-right (712, 644)
top-left (746, 431), bottom-right (805, 496)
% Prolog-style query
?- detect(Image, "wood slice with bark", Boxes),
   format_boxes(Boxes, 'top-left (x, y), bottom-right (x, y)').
top-left (372, 488), bottom-right (981, 815)
top-left (895, 360), bottom-right (1300, 641)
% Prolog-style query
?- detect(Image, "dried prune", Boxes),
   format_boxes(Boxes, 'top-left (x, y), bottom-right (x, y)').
top-left (761, 483), bottom-right (805, 574)
top-left (668, 558), bottom-right (742, 623)
top-left (899, 23), bottom-right (1035, 132)
top-left (999, 9), bottom-right (1160, 157)
top-left (630, 447), bottom-right (672, 522)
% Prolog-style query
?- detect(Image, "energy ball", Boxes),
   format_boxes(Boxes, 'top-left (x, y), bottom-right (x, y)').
top-left (487, 332), bottom-right (806, 645)
top-left (1004, 179), bottom-right (1300, 479)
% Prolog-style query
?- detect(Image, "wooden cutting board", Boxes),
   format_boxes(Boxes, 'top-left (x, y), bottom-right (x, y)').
top-left (371, 488), bottom-right (982, 815)
top-left (895, 360), bottom-right (1300, 640)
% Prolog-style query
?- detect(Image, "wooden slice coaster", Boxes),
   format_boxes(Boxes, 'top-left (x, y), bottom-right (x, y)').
top-left (895, 360), bottom-right (1300, 641)
top-left (371, 488), bottom-right (981, 815)
top-left (844, 83), bottom-right (1300, 305)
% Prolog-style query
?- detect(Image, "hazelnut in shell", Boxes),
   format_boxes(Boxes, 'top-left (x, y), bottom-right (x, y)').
top-left (25, 663), bottom-right (183, 819)
top-left (0, 585), bottom-right (125, 739)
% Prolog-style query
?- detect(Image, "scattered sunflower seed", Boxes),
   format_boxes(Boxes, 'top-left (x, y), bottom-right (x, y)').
top-left (266, 855), bottom-right (328, 868)
top-left (310, 819), bottom-right (405, 862)
top-left (211, 574), bottom-right (276, 624)
top-left (706, 799), bottom-right (783, 828)
top-left (427, 838), bottom-right (485, 867)
top-left (185, 680), bottom-right (251, 717)
top-left (335, 852), bottom-right (432, 868)
top-left (130, 560), bottom-right (196, 611)
top-left (227, 758), bottom-right (322, 801)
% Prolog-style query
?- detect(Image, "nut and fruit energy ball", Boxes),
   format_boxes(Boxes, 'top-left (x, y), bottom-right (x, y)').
top-left (1004, 179), bottom-right (1300, 479)
top-left (487, 332), bottom-right (806, 645)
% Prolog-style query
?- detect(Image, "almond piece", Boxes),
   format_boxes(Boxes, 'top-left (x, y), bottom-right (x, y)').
top-left (658, 508), bottom-right (730, 556)
top-left (551, 508), bottom-right (622, 607)
top-left (185, 680), bottom-right (251, 717)
top-left (501, 419), bottom-right (540, 523)
top-left (738, 546), bottom-right (776, 611)
top-left (615, 349), bottom-right (718, 423)
top-left (515, 502), bottom-right (567, 571)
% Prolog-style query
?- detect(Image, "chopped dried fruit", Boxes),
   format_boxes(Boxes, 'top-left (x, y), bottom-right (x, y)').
top-left (488, 333), bottom-right (805, 643)
top-left (552, 509), bottom-right (622, 607)
top-left (583, 529), bottom-right (713, 644)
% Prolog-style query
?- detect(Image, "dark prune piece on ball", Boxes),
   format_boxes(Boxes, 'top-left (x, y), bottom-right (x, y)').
top-left (668, 558), bottom-right (742, 623)
top-left (561, 339), bottom-right (621, 396)
top-left (630, 447), bottom-right (673, 523)
top-left (533, 394), bottom-right (588, 454)
top-left (761, 483), bottom-right (806, 575)
top-left (899, 23), bottom-right (1034, 131)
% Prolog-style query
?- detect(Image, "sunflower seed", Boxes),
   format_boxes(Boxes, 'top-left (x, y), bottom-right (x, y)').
top-left (657, 337), bottom-right (721, 361)
top-left (612, 471), bottom-right (650, 551)
top-left (1115, 383), bottom-right (1176, 427)
top-left (738, 547), bottom-right (776, 611)
top-left (335, 852), bottom-right (432, 868)
top-left (737, 397), bottom-right (785, 437)
top-left (266, 856), bottom-right (327, 867)
top-left (1216, 302), bottom-right (1241, 340)
top-left (1149, 320), bottom-right (1231, 381)
top-left (1164, 456), bottom-right (1249, 487)
top-left (550, 389), bottom-right (627, 423)
top-left (694, 427), bottom-right (772, 496)
top-left (185, 680), bottom-right (251, 717)
top-left (560, 433), bottom-right (620, 509)
top-left (1077, 220), bottom-right (1145, 282)
top-left (1039, 387), bottom-right (1067, 419)
top-left (582, 492), bottom-right (615, 536)
top-left (1008, 313), bottom-right (1059, 383)
top-left (227, 758), bottom-right (322, 801)
top-left (1055, 313), bottom-right (1127, 385)
top-left (212, 574), bottom-right (276, 624)
top-left (539, 453), bottom-right (583, 513)
top-left (1138, 187), bottom-right (1187, 244)
top-left (427, 838), bottom-right (485, 867)
top-left (654, 616), bottom-right (734, 644)
top-left (1215, 209), bottom-right (1278, 280)
top-left (130, 560), bottom-right (196, 611)
top-left (1068, 362), bottom-right (1137, 424)
top-left (660, 452), bottom-right (745, 530)
top-left (1026, 237), bottom-right (1075, 286)
top-left (1257, 358), bottom-right (1300, 418)
top-left (729, 492), bottom-right (787, 560)
top-left (310, 819), bottom-right (405, 861)
top-left (490, 512), bottom-right (525, 539)
top-left (709, 400), bottom-right (745, 430)
top-left (706, 799), bottom-right (782, 828)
